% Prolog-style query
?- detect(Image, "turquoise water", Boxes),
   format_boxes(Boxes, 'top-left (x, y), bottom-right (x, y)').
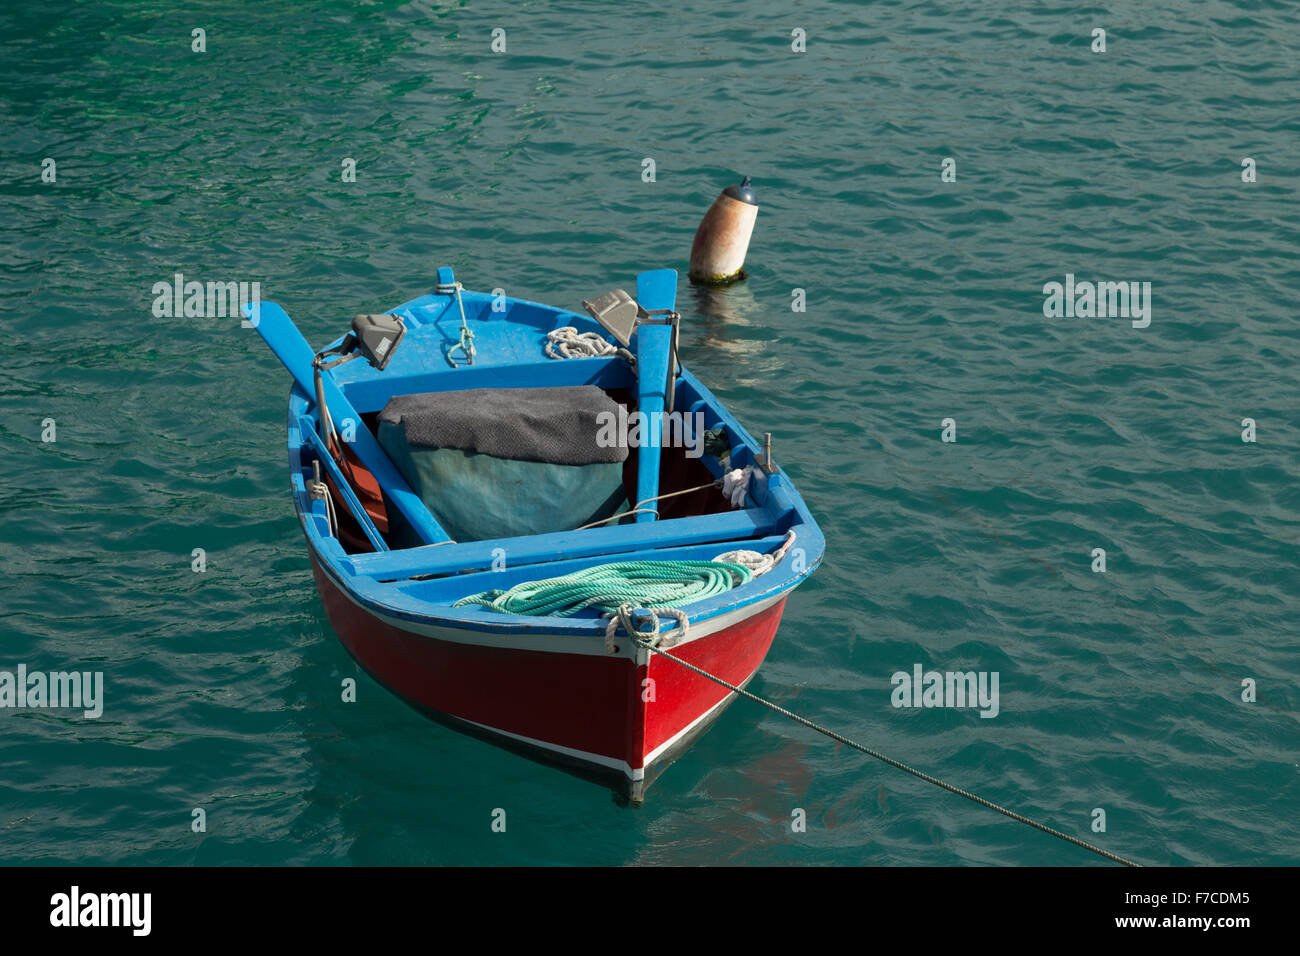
top-left (3, 0), bottom-right (1299, 865)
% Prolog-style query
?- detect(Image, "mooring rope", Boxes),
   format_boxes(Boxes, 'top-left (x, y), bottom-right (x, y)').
top-left (448, 541), bottom-right (1133, 863)
top-left (604, 605), bottom-right (691, 653)
top-left (626, 635), bottom-right (1141, 867)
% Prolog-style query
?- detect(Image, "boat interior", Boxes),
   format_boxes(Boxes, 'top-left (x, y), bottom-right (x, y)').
top-left (272, 270), bottom-right (815, 619)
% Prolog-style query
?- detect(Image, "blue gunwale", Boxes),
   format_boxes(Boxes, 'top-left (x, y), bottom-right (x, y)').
top-left (280, 274), bottom-right (826, 635)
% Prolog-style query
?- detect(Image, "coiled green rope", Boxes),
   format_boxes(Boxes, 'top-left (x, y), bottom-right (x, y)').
top-left (453, 560), bottom-right (753, 618)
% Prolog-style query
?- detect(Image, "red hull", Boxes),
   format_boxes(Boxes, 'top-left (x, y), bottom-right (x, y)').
top-left (308, 553), bottom-right (786, 799)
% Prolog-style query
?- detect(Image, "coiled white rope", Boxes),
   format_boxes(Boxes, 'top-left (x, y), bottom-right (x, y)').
top-left (545, 326), bottom-right (636, 366)
top-left (713, 529), bottom-right (797, 577)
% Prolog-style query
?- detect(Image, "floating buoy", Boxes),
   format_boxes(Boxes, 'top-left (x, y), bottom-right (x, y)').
top-left (688, 175), bottom-right (758, 286)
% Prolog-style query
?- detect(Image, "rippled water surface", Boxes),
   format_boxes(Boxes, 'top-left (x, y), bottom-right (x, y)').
top-left (2, 0), bottom-right (1299, 865)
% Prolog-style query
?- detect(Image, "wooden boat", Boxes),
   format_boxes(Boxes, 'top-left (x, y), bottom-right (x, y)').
top-left (251, 267), bottom-right (824, 801)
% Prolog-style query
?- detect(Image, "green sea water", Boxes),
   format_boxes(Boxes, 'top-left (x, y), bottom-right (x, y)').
top-left (2, 0), bottom-right (1298, 866)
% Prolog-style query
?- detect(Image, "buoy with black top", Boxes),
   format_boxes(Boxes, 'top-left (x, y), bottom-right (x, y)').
top-left (688, 175), bottom-right (758, 286)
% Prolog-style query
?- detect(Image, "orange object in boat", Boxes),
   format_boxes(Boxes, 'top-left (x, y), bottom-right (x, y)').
top-left (328, 437), bottom-right (389, 535)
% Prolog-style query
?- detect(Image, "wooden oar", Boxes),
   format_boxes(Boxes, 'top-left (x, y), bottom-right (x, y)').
top-left (246, 302), bottom-right (452, 545)
top-left (633, 269), bottom-right (678, 522)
